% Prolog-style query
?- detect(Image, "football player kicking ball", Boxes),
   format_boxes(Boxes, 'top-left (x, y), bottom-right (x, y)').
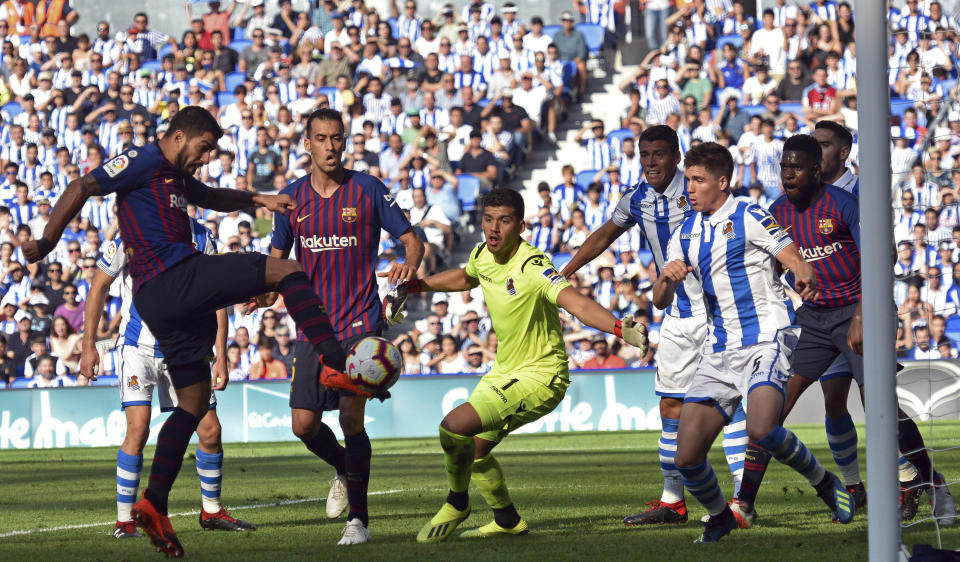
top-left (80, 220), bottom-right (255, 539)
top-left (382, 189), bottom-right (649, 542)
top-left (652, 142), bottom-right (853, 544)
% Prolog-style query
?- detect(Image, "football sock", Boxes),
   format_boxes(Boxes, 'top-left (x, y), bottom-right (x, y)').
top-left (898, 416), bottom-right (933, 482)
top-left (492, 504), bottom-right (522, 529)
top-left (737, 443), bottom-right (772, 508)
top-left (658, 417), bottom-right (684, 504)
top-left (472, 454), bottom-right (512, 509)
top-left (825, 414), bottom-right (861, 486)
top-left (756, 426), bottom-right (825, 486)
top-left (116, 450), bottom-right (143, 522)
top-left (144, 407), bottom-right (200, 515)
top-left (899, 456), bottom-right (920, 482)
top-left (195, 448), bottom-right (223, 513)
top-left (678, 460), bottom-right (727, 516)
top-left (303, 421), bottom-right (346, 475)
top-left (446, 490), bottom-right (469, 512)
top-left (344, 430), bottom-right (371, 526)
top-left (278, 272), bottom-right (346, 371)
top-left (439, 426), bottom-right (475, 496)
top-left (722, 405), bottom-right (748, 497)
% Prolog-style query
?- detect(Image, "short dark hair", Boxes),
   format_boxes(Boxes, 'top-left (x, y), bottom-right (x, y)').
top-left (305, 108), bottom-right (345, 136)
top-left (481, 188), bottom-right (524, 220)
top-left (683, 142), bottom-right (734, 183)
top-left (166, 106), bottom-right (223, 141)
top-left (637, 124), bottom-right (679, 153)
top-left (814, 120), bottom-right (853, 149)
top-left (783, 134), bottom-right (823, 163)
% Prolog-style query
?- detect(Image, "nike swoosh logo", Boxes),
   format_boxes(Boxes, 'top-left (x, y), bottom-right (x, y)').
top-left (297, 214), bottom-right (311, 223)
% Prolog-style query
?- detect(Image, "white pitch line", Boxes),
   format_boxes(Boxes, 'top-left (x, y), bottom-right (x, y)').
top-left (0, 488), bottom-right (407, 539)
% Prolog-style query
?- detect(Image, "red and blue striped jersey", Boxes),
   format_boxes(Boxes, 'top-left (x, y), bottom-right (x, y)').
top-left (769, 184), bottom-right (861, 308)
top-left (271, 171), bottom-right (412, 341)
top-left (90, 143), bottom-right (209, 293)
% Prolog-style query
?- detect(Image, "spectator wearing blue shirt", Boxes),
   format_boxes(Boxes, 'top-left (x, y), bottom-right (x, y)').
top-left (424, 168), bottom-right (460, 223)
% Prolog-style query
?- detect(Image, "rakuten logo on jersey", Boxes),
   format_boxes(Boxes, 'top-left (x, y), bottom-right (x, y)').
top-left (299, 235), bottom-right (358, 253)
top-left (799, 241), bottom-right (843, 262)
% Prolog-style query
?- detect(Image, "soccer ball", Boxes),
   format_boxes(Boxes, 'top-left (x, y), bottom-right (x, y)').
top-left (346, 337), bottom-right (403, 394)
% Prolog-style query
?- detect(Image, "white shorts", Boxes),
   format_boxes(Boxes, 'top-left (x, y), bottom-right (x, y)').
top-left (118, 345), bottom-right (216, 412)
top-left (821, 354), bottom-right (856, 383)
top-left (654, 314), bottom-right (708, 397)
top-left (685, 329), bottom-right (798, 421)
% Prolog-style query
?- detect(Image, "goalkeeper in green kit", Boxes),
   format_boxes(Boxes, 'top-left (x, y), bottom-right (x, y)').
top-left (380, 189), bottom-right (649, 542)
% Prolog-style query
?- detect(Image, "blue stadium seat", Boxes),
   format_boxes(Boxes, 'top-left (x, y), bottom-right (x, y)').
top-left (9, 377), bottom-right (29, 389)
top-left (477, 98), bottom-right (490, 108)
top-left (576, 169), bottom-right (599, 189)
top-left (716, 34), bottom-right (743, 52)
top-left (945, 316), bottom-right (960, 343)
top-left (607, 128), bottom-right (634, 147)
top-left (225, 71), bottom-right (246, 92)
top-left (317, 87), bottom-right (339, 100)
top-left (779, 102), bottom-right (802, 115)
top-left (2, 101), bottom-right (22, 119)
top-left (159, 43), bottom-right (174, 59)
top-left (636, 249), bottom-right (655, 266)
top-left (0, 380), bottom-right (4, 389)
top-left (387, 17), bottom-right (399, 39)
top-left (231, 39), bottom-right (252, 54)
top-left (141, 59), bottom-right (162, 75)
top-left (542, 25), bottom-right (561, 39)
top-left (551, 252), bottom-right (572, 271)
top-left (890, 97), bottom-right (913, 121)
top-left (232, 27), bottom-right (246, 42)
top-left (456, 174), bottom-right (481, 213)
top-left (741, 104), bottom-right (765, 116)
top-left (216, 92), bottom-right (236, 107)
top-left (575, 23), bottom-right (608, 56)
top-left (90, 375), bottom-right (119, 386)
top-left (940, 79), bottom-right (957, 94)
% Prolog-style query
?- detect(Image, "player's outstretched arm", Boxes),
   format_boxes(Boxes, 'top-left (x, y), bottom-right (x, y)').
top-left (652, 259), bottom-right (693, 310)
top-left (198, 188), bottom-right (298, 214)
top-left (556, 286), bottom-right (648, 353)
top-left (384, 229), bottom-right (424, 285)
top-left (78, 267), bottom-right (115, 381)
top-left (24, 174), bottom-right (101, 262)
top-left (378, 268), bottom-right (479, 326)
top-left (559, 220), bottom-right (628, 278)
top-left (775, 242), bottom-right (819, 302)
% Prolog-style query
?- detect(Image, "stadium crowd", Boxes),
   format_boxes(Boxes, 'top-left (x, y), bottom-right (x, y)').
top-left (0, 0), bottom-right (957, 388)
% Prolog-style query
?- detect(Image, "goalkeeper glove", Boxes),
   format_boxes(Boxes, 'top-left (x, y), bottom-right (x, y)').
top-left (382, 278), bottom-right (422, 326)
top-left (615, 314), bottom-right (649, 356)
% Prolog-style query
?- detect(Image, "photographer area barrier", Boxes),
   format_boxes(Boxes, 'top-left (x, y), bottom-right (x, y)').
top-left (1, 362), bottom-right (953, 449)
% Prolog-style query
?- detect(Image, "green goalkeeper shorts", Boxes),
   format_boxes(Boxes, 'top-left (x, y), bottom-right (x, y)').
top-left (468, 369), bottom-right (569, 444)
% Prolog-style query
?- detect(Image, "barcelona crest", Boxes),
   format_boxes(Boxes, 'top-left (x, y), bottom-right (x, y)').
top-left (818, 218), bottom-right (834, 235)
top-left (341, 207), bottom-right (358, 223)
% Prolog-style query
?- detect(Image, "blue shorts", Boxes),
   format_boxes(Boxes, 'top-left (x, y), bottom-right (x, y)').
top-left (134, 253), bottom-right (269, 384)
top-left (793, 303), bottom-right (864, 386)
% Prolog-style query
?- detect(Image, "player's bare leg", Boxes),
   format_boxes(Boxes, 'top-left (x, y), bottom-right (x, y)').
top-left (417, 403), bottom-right (483, 543)
top-left (195, 410), bottom-right (256, 532)
top-left (292, 408), bottom-right (348, 520)
top-left (337, 394), bottom-right (373, 545)
top-left (132, 371), bottom-right (210, 557)
top-left (115, 406), bottom-right (150, 539)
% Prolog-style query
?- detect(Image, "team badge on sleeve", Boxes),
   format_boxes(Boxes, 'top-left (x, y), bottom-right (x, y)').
top-left (103, 240), bottom-right (117, 260)
top-left (818, 218), bottom-right (834, 235)
top-left (103, 155), bottom-right (129, 177)
top-left (541, 267), bottom-right (566, 285)
top-left (342, 207), bottom-right (358, 223)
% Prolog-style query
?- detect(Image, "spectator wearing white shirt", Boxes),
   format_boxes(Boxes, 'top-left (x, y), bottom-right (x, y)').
top-left (750, 9), bottom-right (788, 79)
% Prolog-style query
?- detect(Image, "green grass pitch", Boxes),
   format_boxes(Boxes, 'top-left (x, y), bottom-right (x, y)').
top-left (1, 423), bottom-right (959, 560)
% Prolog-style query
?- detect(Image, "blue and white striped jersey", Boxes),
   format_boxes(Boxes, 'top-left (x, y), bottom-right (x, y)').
top-left (611, 170), bottom-right (704, 317)
top-left (665, 195), bottom-right (794, 352)
top-left (97, 219), bottom-right (218, 357)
